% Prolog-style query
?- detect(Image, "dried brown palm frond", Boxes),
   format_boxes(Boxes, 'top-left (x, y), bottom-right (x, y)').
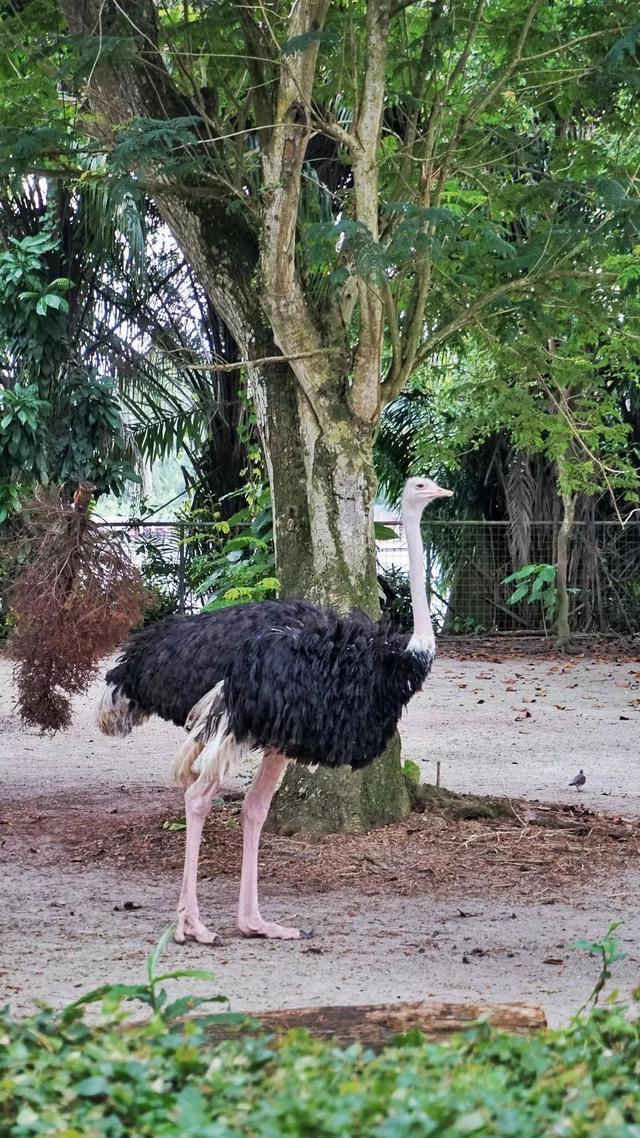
top-left (7, 484), bottom-right (146, 731)
top-left (504, 449), bottom-right (537, 569)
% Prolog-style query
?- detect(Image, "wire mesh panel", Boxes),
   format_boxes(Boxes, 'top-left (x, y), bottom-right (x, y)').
top-left (98, 521), bottom-right (226, 616)
top-left (424, 521), bottom-right (555, 634)
top-left (420, 520), bottom-right (640, 634)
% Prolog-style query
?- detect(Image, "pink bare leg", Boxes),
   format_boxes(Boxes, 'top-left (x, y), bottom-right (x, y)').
top-left (175, 777), bottom-right (221, 945)
top-left (238, 750), bottom-right (303, 939)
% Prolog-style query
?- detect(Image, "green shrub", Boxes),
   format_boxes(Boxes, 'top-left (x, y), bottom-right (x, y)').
top-left (1, 931), bottom-right (639, 1137)
top-left (2, 998), bottom-right (639, 1137)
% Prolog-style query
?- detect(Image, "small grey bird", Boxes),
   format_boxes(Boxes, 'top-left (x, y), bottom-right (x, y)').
top-left (569, 769), bottom-right (586, 791)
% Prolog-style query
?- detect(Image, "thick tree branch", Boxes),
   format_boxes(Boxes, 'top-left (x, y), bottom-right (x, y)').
top-left (382, 282), bottom-right (402, 389)
top-left (349, 0), bottom-right (393, 425)
top-left (233, 2), bottom-right (278, 129)
top-left (259, 0), bottom-right (344, 428)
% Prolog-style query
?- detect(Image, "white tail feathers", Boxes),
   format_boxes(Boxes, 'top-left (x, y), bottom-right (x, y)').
top-left (99, 679), bottom-right (251, 790)
top-left (97, 683), bottom-right (149, 737)
top-left (171, 681), bottom-right (251, 788)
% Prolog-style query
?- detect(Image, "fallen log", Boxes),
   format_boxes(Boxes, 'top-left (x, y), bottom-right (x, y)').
top-left (203, 999), bottom-right (546, 1046)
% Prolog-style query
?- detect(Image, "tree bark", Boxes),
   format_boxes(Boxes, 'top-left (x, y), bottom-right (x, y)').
top-left (555, 491), bottom-right (576, 652)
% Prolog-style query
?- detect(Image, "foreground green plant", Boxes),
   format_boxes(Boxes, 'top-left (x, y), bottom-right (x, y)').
top-left (1, 929), bottom-right (639, 1137)
top-left (503, 563), bottom-right (560, 626)
top-left (573, 920), bottom-right (629, 1018)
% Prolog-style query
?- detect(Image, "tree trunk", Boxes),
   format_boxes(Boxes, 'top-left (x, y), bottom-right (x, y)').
top-left (262, 388), bottom-right (410, 834)
top-left (555, 492), bottom-right (576, 652)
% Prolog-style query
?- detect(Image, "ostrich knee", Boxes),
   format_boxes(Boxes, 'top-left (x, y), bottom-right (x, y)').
top-left (241, 784), bottom-right (272, 830)
top-left (185, 783), bottom-right (214, 823)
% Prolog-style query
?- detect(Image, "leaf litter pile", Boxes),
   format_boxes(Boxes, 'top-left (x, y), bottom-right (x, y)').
top-left (6, 785), bottom-right (638, 903)
top-left (437, 634), bottom-right (639, 663)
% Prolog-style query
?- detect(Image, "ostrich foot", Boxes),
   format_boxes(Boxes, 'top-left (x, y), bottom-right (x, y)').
top-left (238, 917), bottom-right (313, 940)
top-left (175, 911), bottom-right (221, 945)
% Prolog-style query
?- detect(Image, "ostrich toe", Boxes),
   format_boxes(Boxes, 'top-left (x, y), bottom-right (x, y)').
top-left (175, 911), bottom-right (222, 946)
top-left (238, 918), bottom-right (309, 940)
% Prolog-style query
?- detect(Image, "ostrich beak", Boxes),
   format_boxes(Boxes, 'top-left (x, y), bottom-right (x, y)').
top-left (432, 485), bottom-right (453, 499)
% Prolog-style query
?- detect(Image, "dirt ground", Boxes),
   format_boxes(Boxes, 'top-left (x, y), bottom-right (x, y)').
top-left (1, 645), bottom-right (639, 1027)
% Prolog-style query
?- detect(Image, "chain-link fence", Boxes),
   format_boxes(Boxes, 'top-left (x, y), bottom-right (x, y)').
top-left (106, 518), bottom-right (640, 634)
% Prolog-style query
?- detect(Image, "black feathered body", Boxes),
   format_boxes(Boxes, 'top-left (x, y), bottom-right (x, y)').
top-left (105, 599), bottom-right (433, 769)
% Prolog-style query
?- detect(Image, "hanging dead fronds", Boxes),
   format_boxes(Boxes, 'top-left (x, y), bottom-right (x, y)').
top-left (7, 484), bottom-right (146, 731)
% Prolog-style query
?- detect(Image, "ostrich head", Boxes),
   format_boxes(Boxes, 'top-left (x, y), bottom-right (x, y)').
top-left (401, 476), bottom-right (453, 514)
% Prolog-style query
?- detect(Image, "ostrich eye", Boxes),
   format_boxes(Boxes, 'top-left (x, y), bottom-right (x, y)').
top-left (416, 482), bottom-right (425, 489)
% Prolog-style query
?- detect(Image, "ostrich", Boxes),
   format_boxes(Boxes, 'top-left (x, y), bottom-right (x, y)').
top-left (98, 476), bottom-right (451, 944)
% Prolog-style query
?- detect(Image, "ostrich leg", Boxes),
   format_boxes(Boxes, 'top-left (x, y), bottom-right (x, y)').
top-left (175, 775), bottom-right (221, 945)
top-left (238, 750), bottom-right (304, 939)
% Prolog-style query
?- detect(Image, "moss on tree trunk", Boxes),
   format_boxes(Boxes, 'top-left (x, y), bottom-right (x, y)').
top-left (268, 733), bottom-right (409, 837)
top-left (555, 492), bottom-right (576, 652)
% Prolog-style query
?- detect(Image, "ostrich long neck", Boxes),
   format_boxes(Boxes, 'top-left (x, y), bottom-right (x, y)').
top-left (403, 503), bottom-right (435, 656)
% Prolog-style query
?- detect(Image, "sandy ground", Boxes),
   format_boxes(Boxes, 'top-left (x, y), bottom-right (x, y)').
top-left (1, 650), bottom-right (639, 1027)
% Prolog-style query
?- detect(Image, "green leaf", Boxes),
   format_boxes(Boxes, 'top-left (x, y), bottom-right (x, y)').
top-left (146, 926), bottom-right (175, 987)
top-left (375, 522), bottom-right (399, 541)
top-left (402, 759), bottom-right (421, 785)
top-left (75, 1076), bottom-right (110, 1097)
top-left (507, 582), bottom-right (530, 604)
top-left (162, 994), bottom-right (223, 1020)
